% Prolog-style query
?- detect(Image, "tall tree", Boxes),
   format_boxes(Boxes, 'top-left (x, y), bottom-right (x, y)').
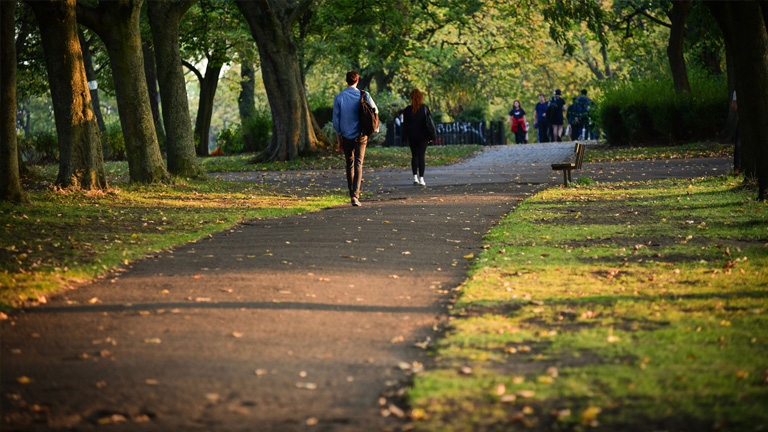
top-left (146, 0), bottom-right (205, 178)
top-left (235, 0), bottom-right (321, 161)
top-left (142, 41), bottom-right (166, 148)
top-left (238, 59), bottom-right (259, 152)
top-left (77, 0), bottom-right (170, 184)
top-left (77, 29), bottom-right (106, 132)
top-left (1, 0), bottom-right (24, 202)
top-left (28, 0), bottom-right (106, 190)
top-left (184, 56), bottom-right (224, 156)
top-left (708, 1), bottom-right (768, 200)
top-left (666, 0), bottom-right (692, 93)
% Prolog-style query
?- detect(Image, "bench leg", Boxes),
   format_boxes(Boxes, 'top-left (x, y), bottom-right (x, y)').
top-left (562, 169), bottom-right (569, 186)
top-left (568, 169), bottom-right (573, 185)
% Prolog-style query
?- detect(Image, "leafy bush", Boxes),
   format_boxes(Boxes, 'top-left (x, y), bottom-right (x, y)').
top-left (218, 124), bottom-right (243, 154)
top-left (372, 91), bottom-right (408, 124)
top-left (244, 109), bottom-right (272, 152)
top-left (322, 121), bottom-right (336, 144)
top-left (598, 75), bottom-right (728, 145)
top-left (18, 131), bottom-right (58, 163)
top-left (455, 103), bottom-right (489, 122)
top-left (312, 106), bottom-right (333, 127)
top-left (218, 109), bottom-right (272, 155)
top-left (101, 123), bottom-right (125, 160)
top-left (321, 121), bottom-right (388, 147)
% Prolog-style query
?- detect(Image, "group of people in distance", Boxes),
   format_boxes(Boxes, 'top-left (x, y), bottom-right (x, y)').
top-left (332, 71), bottom-right (599, 207)
top-left (332, 70), bottom-right (433, 207)
top-left (507, 88), bottom-right (594, 144)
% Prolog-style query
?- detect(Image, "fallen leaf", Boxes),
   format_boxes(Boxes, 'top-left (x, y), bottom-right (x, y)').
top-left (517, 390), bottom-right (536, 398)
top-left (581, 406), bottom-right (601, 425)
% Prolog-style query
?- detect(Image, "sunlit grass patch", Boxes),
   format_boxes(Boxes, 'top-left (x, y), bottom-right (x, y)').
top-left (0, 180), bottom-right (346, 311)
top-left (586, 141), bottom-right (731, 163)
top-left (409, 175), bottom-right (768, 431)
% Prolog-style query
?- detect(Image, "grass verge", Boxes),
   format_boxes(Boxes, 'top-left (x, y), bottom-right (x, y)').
top-left (408, 175), bottom-right (768, 431)
top-left (31, 145), bottom-right (483, 178)
top-left (0, 180), bottom-right (346, 311)
top-left (586, 141), bottom-right (731, 163)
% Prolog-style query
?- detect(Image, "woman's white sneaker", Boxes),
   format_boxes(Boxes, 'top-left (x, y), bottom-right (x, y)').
top-left (418, 177), bottom-right (426, 186)
top-left (413, 175), bottom-right (419, 185)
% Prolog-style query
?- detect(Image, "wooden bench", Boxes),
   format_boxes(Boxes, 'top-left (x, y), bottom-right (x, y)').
top-left (551, 142), bottom-right (585, 186)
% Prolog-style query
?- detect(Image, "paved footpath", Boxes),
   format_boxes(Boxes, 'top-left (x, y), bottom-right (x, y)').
top-left (1, 144), bottom-right (729, 431)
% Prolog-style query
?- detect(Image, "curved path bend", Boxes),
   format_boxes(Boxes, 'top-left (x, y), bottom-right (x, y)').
top-left (1, 144), bottom-right (729, 431)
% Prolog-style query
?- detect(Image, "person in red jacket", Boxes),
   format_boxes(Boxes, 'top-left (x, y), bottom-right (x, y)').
top-left (507, 100), bottom-right (528, 144)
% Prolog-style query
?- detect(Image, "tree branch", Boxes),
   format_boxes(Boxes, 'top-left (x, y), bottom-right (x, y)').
top-left (637, 8), bottom-right (671, 28)
top-left (75, 3), bottom-right (104, 37)
top-left (288, 0), bottom-right (315, 26)
top-left (182, 60), bottom-right (204, 83)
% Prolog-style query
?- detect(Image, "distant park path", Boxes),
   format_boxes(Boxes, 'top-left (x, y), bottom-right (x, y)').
top-left (1, 144), bottom-right (729, 431)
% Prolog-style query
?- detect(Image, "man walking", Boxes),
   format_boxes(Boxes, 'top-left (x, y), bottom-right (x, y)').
top-left (333, 71), bottom-right (378, 207)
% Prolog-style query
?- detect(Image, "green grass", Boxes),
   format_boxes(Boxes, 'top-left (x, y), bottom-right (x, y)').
top-left (408, 175), bottom-right (768, 431)
top-left (0, 180), bottom-right (346, 311)
top-left (586, 141), bottom-right (732, 163)
top-left (31, 145), bottom-right (483, 178)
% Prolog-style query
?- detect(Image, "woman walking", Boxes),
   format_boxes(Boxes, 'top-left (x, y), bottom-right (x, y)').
top-left (402, 88), bottom-right (432, 186)
top-left (507, 100), bottom-right (527, 144)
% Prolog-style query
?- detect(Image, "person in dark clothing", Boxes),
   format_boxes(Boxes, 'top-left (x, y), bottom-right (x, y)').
top-left (507, 100), bottom-right (527, 144)
top-left (533, 93), bottom-right (549, 142)
top-left (547, 88), bottom-right (566, 142)
top-left (402, 88), bottom-right (432, 186)
top-left (567, 97), bottom-right (580, 140)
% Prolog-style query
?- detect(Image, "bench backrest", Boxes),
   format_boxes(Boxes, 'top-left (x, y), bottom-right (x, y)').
top-left (574, 143), bottom-right (586, 169)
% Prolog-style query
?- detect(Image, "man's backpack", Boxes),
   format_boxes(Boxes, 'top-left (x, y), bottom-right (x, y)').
top-left (358, 90), bottom-right (379, 137)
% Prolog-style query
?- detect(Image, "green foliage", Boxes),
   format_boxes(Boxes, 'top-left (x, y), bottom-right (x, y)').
top-left (101, 123), bottom-right (126, 161)
top-left (372, 91), bottom-right (408, 124)
top-left (217, 123), bottom-right (243, 154)
top-left (217, 109), bottom-right (272, 155)
top-left (455, 103), bottom-right (489, 122)
top-left (17, 131), bottom-right (58, 163)
top-left (598, 75), bottom-right (728, 145)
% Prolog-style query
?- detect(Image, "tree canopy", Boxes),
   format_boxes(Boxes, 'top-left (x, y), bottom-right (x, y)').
top-left (4, 0), bottom-right (766, 199)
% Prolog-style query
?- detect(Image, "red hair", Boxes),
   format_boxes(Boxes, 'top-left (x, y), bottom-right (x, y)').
top-left (410, 89), bottom-right (424, 113)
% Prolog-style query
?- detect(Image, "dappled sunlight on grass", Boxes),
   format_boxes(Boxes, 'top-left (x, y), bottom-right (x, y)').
top-left (0, 180), bottom-right (346, 310)
top-left (409, 175), bottom-right (768, 431)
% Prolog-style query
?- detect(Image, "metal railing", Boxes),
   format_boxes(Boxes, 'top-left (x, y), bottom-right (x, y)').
top-left (385, 120), bottom-right (507, 147)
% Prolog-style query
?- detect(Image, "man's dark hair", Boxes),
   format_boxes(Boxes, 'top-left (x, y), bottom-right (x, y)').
top-left (581, 89), bottom-right (588, 96)
top-left (346, 71), bottom-right (359, 86)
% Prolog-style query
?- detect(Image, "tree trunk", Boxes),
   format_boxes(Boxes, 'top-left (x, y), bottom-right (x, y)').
top-left (194, 62), bottom-right (222, 156)
top-left (235, 0), bottom-right (319, 161)
top-left (710, 1), bottom-right (768, 199)
top-left (146, 0), bottom-right (204, 178)
top-left (142, 41), bottom-right (166, 149)
top-left (710, 7), bottom-right (738, 143)
top-left (78, 29), bottom-right (106, 132)
top-left (238, 60), bottom-right (259, 152)
top-left (77, 0), bottom-right (169, 184)
top-left (1, 0), bottom-right (24, 202)
top-left (667, 0), bottom-right (692, 93)
top-left (29, 0), bottom-right (106, 190)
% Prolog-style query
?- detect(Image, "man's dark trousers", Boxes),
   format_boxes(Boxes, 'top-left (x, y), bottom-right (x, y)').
top-left (342, 136), bottom-right (367, 199)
